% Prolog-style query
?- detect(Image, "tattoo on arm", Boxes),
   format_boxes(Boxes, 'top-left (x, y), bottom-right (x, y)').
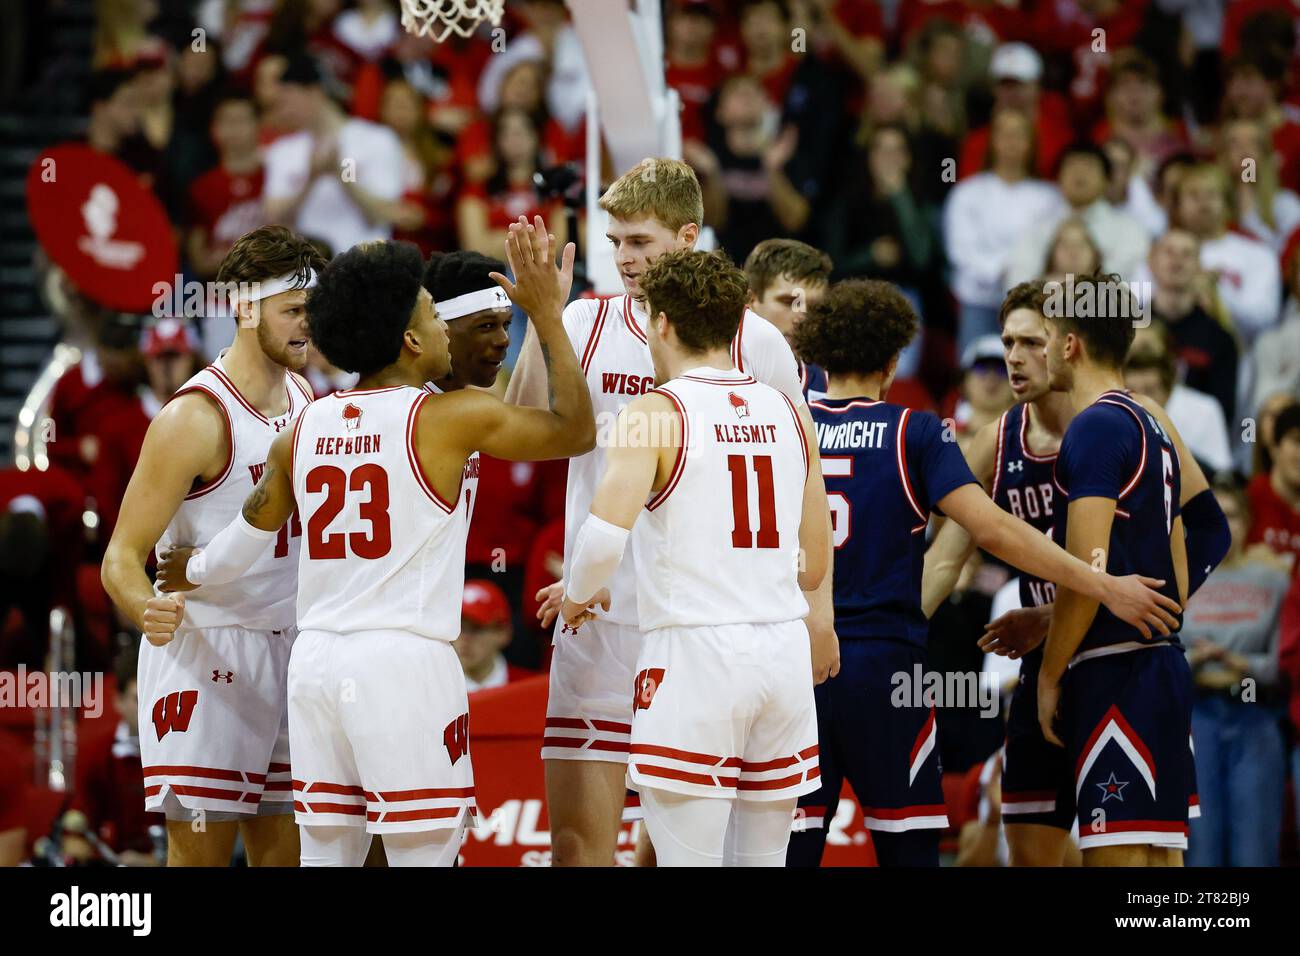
top-left (539, 341), bottom-right (556, 410)
top-left (243, 468), bottom-right (272, 522)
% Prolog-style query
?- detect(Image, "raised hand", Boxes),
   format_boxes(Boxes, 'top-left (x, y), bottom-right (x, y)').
top-left (489, 215), bottom-right (575, 325)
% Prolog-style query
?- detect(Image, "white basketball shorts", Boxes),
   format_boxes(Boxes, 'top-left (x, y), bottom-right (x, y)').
top-left (542, 618), bottom-right (642, 763)
top-left (138, 625), bottom-right (295, 820)
top-left (288, 628), bottom-right (477, 834)
top-left (627, 619), bottom-right (820, 803)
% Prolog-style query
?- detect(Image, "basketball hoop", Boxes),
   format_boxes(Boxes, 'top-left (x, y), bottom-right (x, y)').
top-left (399, 0), bottom-right (504, 42)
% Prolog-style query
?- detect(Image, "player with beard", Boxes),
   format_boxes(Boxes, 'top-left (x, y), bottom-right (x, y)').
top-left (152, 221), bottom-right (595, 866)
top-left (922, 279), bottom-right (1228, 866)
top-left (102, 225), bottom-right (325, 866)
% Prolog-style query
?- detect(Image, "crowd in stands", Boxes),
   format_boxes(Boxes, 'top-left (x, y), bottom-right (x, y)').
top-left (4, 0), bottom-right (1300, 865)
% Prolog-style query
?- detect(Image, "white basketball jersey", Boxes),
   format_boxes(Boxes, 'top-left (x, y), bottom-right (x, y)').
top-left (632, 367), bottom-right (810, 632)
top-left (424, 380), bottom-right (480, 524)
top-left (561, 295), bottom-right (805, 626)
top-left (292, 386), bottom-right (469, 641)
top-left (157, 355), bottom-right (312, 631)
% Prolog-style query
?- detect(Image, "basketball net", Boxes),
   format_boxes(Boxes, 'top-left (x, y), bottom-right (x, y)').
top-left (399, 0), bottom-right (504, 42)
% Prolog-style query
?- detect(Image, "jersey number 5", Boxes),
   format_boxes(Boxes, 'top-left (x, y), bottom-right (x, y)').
top-left (822, 456), bottom-right (853, 549)
top-left (305, 464), bottom-right (393, 560)
top-left (728, 454), bottom-right (779, 549)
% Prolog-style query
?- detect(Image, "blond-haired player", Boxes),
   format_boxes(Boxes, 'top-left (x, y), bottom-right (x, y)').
top-left (507, 158), bottom-right (836, 866)
top-left (102, 225), bottom-right (324, 866)
top-left (558, 248), bottom-right (828, 866)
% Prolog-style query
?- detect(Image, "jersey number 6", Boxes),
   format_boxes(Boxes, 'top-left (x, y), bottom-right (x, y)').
top-left (305, 463), bottom-right (393, 560)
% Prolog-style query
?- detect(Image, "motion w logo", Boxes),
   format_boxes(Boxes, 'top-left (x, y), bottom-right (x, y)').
top-left (151, 690), bottom-right (199, 741)
top-left (444, 713), bottom-right (470, 764)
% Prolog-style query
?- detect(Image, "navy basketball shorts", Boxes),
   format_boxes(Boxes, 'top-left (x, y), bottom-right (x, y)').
top-left (1060, 643), bottom-right (1194, 851)
top-left (1000, 650), bottom-right (1075, 830)
top-left (793, 639), bottom-right (948, 838)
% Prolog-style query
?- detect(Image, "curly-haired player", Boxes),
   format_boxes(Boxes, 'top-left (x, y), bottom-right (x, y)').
top-left (784, 279), bottom-right (1182, 867)
top-left (153, 219), bottom-right (596, 866)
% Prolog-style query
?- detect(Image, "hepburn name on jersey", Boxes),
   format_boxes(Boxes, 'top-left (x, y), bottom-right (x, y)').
top-left (815, 419), bottom-right (889, 451)
top-left (314, 434), bottom-right (383, 456)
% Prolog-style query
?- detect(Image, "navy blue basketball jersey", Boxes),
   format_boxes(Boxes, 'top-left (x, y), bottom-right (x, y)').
top-left (1053, 390), bottom-right (1183, 653)
top-left (799, 360), bottom-right (827, 400)
top-left (991, 402), bottom-right (1061, 609)
top-left (812, 397), bottom-right (977, 645)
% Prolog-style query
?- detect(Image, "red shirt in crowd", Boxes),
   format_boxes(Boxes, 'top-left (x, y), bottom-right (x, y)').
top-left (187, 164), bottom-right (266, 263)
top-left (454, 116), bottom-right (583, 183)
top-left (1246, 471), bottom-right (1300, 574)
top-left (73, 718), bottom-right (163, 857)
top-left (458, 179), bottom-right (563, 230)
top-left (1279, 570), bottom-right (1300, 731)
top-left (466, 456), bottom-right (565, 568)
top-left (958, 94), bottom-right (1075, 180)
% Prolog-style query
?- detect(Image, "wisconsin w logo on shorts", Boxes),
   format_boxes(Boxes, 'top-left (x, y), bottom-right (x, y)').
top-left (633, 668), bottom-right (665, 713)
top-left (151, 690), bottom-right (199, 741)
top-left (444, 713), bottom-right (470, 764)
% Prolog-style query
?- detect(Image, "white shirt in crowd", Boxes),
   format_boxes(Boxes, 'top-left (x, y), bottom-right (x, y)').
top-left (1003, 197), bottom-right (1151, 287)
top-left (943, 173), bottom-right (1061, 308)
top-left (263, 117), bottom-right (404, 257)
top-left (476, 27), bottom-right (590, 131)
top-left (1239, 189), bottom-right (1300, 253)
top-left (1166, 382), bottom-right (1234, 475)
top-left (1251, 299), bottom-right (1300, 414)
top-left (1195, 230), bottom-right (1282, 346)
top-left (464, 655), bottom-right (509, 694)
top-left (333, 7), bottom-right (400, 61)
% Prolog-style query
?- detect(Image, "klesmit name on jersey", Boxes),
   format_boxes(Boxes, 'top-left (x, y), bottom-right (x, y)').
top-left (714, 422), bottom-right (779, 444)
top-left (49, 886), bottom-right (151, 936)
top-left (816, 419), bottom-right (889, 450)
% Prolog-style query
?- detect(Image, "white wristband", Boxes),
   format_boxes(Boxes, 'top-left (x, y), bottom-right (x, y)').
top-left (567, 514), bottom-right (630, 605)
top-left (185, 512), bottom-right (277, 587)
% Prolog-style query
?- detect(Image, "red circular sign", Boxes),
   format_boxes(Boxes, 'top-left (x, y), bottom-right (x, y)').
top-left (26, 144), bottom-right (179, 314)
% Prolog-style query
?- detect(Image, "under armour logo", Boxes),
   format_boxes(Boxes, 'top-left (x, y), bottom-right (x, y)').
top-left (272, 418), bottom-right (288, 432)
top-left (211, 670), bottom-right (234, 683)
top-left (1007, 460), bottom-right (1024, 473)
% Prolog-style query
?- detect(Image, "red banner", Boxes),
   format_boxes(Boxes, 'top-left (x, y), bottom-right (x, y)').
top-left (26, 144), bottom-right (178, 314)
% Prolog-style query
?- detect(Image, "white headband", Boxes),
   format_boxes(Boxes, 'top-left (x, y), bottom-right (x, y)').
top-left (436, 286), bottom-right (511, 320)
top-left (250, 269), bottom-right (318, 301)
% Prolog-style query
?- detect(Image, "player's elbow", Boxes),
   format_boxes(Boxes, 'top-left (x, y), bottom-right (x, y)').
top-left (560, 413), bottom-right (597, 456)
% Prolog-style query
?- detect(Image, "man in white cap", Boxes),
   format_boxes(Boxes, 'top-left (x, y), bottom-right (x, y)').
top-left (959, 42), bottom-right (1074, 180)
top-left (102, 225), bottom-right (325, 867)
